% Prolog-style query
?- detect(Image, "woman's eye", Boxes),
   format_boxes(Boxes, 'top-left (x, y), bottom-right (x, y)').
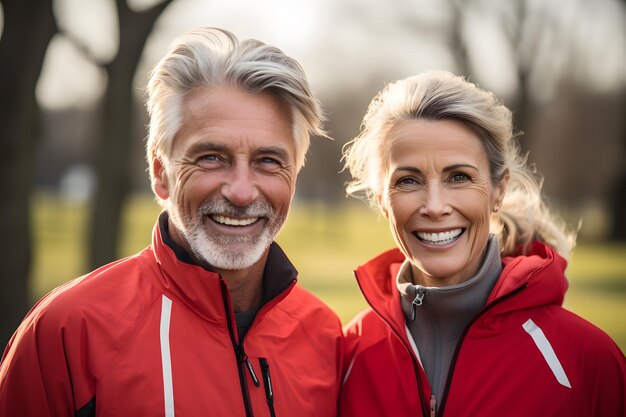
top-left (450, 173), bottom-right (470, 183)
top-left (396, 176), bottom-right (419, 187)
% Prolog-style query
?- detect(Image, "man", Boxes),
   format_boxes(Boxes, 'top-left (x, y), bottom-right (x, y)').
top-left (0, 27), bottom-right (342, 417)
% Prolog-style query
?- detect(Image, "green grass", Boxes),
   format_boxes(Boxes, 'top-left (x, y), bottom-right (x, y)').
top-left (32, 193), bottom-right (626, 351)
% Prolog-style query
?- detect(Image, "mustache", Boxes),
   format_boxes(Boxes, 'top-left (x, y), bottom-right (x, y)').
top-left (198, 197), bottom-right (274, 218)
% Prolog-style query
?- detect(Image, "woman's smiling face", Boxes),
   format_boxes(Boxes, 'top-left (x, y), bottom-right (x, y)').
top-left (380, 118), bottom-right (508, 287)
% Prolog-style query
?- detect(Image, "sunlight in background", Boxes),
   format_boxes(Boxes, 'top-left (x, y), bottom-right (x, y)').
top-left (37, 37), bottom-right (107, 109)
top-left (36, 0), bottom-right (116, 109)
top-left (54, 0), bottom-right (118, 61)
top-left (29, 0), bottom-right (626, 111)
top-left (135, 0), bottom-right (336, 96)
top-left (463, 9), bottom-right (519, 99)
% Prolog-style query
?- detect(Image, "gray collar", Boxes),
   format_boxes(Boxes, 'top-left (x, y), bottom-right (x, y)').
top-left (397, 234), bottom-right (502, 322)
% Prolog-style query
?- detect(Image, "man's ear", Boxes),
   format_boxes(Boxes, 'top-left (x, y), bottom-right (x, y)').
top-left (152, 157), bottom-right (170, 200)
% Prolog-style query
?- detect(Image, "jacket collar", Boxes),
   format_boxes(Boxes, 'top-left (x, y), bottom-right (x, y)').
top-left (150, 212), bottom-right (298, 323)
top-left (355, 241), bottom-right (568, 337)
top-left (488, 241), bottom-right (568, 315)
top-left (354, 248), bottom-right (407, 341)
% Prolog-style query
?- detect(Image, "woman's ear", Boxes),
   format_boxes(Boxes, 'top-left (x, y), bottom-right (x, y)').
top-left (377, 194), bottom-right (389, 219)
top-left (152, 157), bottom-right (170, 200)
top-left (494, 169), bottom-right (510, 209)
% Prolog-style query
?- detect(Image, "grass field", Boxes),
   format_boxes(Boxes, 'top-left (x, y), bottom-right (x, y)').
top-left (32, 193), bottom-right (626, 351)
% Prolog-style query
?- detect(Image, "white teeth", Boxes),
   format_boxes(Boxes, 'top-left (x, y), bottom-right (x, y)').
top-left (212, 215), bottom-right (258, 226)
top-left (416, 228), bottom-right (463, 245)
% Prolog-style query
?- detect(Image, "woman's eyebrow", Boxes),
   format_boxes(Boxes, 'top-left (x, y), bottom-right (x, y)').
top-left (392, 164), bottom-right (479, 174)
top-left (393, 166), bottom-right (422, 174)
top-left (443, 163), bottom-right (478, 172)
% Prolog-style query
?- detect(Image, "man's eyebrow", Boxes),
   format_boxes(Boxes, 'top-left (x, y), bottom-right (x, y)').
top-left (256, 146), bottom-right (290, 160)
top-left (185, 142), bottom-right (226, 156)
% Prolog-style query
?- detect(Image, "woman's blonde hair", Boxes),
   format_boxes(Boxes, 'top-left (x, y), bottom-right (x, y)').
top-left (342, 70), bottom-right (575, 259)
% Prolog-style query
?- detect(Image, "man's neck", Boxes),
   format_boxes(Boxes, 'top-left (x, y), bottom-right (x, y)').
top-left (217, 253), bottom-right (267, 313)
top-left (162, 213), bottom-right (269, 313)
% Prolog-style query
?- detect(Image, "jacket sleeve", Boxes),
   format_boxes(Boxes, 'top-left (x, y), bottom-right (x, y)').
top-left (578, 336), bottom-right (626, 417)
top-left (0, 296), bottom-right (93, 417)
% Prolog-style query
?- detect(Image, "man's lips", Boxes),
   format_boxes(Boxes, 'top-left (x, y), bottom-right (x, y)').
top-left (209, 214), bottom-right (260, 227)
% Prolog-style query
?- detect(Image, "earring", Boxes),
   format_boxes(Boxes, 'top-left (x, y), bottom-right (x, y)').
top-left (493, 203), bottom-right (500, 212)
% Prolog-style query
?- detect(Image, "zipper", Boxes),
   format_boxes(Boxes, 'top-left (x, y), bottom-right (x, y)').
top-left (220, 281), bottom-right (255, 417)
top-left (411, 286), bottom-right (426, 321)
top-left (430, 394), bottom-right (436, 417)
top-left (238, 345), bottom-right (260, 387)
top-left (218, 269), bottom-right (295, 416)
top-left (436, 283), bottom-right (528, 417)
top-left (260, 358), bottom-right (277, 417)
top-left (355, 273), bottom-right (430, 417)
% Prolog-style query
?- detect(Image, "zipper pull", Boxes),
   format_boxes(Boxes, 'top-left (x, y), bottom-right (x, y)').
top-left (430, 394), bottom-right (436, 417)
top-left (260, 358), bottom-right (277, 417)
top-left (260, 358), bottom-right (273, 401)
top-left (238, 345), bottom-right (260, 387)
top-left (411, 287), bottom-right (425, 321)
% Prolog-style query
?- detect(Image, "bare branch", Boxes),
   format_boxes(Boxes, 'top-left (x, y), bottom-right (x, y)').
top-left (58, 28), bottom-right (110, 66)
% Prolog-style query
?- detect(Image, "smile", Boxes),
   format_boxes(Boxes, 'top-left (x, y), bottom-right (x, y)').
top-left (211, 215), bottom-right (259, 226)
top-left (415, 228), bottom-right (464, 245)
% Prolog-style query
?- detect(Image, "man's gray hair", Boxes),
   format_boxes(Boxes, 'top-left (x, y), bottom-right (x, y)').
top-left (145, 27), bottom-right (325, 186)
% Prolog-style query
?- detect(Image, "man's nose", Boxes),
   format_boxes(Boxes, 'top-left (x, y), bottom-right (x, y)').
top-left (221, 164), bottom-right (259, 207)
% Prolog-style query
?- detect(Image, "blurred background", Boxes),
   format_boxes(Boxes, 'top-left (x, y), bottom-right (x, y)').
top-left (1, 0), bottom-right (625, 350)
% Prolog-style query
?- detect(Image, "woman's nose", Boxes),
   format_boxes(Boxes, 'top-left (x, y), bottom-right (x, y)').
top-left (419, 185), bottom-right (451, 217)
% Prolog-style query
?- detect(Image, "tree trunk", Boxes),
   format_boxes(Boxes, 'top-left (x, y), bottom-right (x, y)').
top-left (0, 0), bottom-right (56, 347)
top-left (609, 101), bottom-right (626, 241)
top-left (88, 0), bottom-right (172, 269)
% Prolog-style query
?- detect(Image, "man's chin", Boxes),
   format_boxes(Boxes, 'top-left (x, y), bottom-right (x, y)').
top-left (199, 251), bottom-right (264, 271)
top-left (191, 238), bottom-right (271, 271)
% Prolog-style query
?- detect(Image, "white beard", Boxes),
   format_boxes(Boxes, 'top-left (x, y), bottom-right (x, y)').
top-left (167, 197), bottom-right (285, 270)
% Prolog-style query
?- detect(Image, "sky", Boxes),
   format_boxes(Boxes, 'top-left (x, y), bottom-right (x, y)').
top-left (2, 0), bottom-right (625, 109)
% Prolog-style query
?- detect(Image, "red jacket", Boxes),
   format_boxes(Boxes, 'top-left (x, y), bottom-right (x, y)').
top-left (0, 217), bottom-right (342, 417)
top-left (339, 242), bottom-right (626, 417)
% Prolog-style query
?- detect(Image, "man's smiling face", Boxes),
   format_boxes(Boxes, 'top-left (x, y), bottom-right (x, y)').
top-left (153, 86), bottom-right (297, 270)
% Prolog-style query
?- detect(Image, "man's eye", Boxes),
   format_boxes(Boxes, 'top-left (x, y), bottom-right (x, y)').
top-left (260, 157), bottom-right (280, 166)
top-left (198, 154), bottom-right (220, 163)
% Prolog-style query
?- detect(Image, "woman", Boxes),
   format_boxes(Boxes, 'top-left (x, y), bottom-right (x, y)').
top-left (339, 70), bottom-right (625, 417)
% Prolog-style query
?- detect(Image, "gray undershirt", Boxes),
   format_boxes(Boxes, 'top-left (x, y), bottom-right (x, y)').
top-left (397, 234), bottom-right (502, 403)
top-left (235, 308), bottom-right (260, 341)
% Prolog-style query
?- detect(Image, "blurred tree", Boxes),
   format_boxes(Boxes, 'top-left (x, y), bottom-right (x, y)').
top-left (607, 97), bottom-right (626, 237)
top-left (81, 0), bottom-right (173, 269)
top-left (446, 0), bottom-right (470, 76)
top-left (610, 0), bottom-right (626, 241)
top-left (496, 0), bottom-right (533, 142)
top-left (0, 0), bottom-right (57, 346)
